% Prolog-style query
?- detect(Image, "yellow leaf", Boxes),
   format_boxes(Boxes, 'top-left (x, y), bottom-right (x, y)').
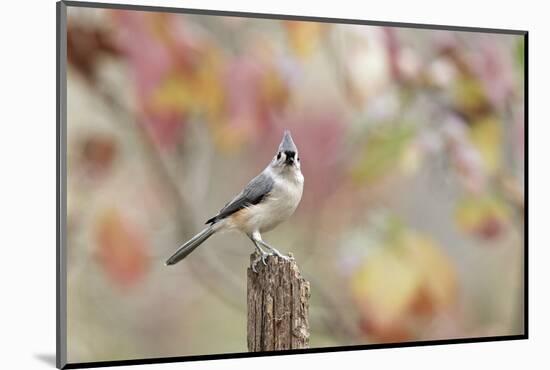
top-left (150, 72), bottom-right (195, 114)
top-left (284, 21), bottom-right (325, 58)
top-left (193, 48), bottom-right (225, 119)
top-left (260, 68), bottom-right (289, 109)
top-left (150, 49), bottom-right (225, 119)
top-left (352, 248), bottom-right (422, 327)
top-left (399, 144), bottom-right (422, 174)
top-left (455, 195), bottom-right (510, 239)
top-left (403, 233), bottom-right (457, 311)
top-left (212, 122), bottom-right (251, 153)
top-left (469, 116), bottom-right (502, 173)
top-left (352, 222), bottom-right (457, 332)
top-left (452, 77), bottom-right (489, 118)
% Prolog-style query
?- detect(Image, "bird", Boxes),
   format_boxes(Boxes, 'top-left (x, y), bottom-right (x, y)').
top-left (165, 130), bottom-right (304, 272)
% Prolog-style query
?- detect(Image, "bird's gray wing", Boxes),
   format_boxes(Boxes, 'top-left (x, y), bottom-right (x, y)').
top-left (206, 171), bottom-right (274, 224)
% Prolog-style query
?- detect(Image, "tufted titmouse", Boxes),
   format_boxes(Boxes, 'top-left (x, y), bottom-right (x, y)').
top-left (165, 130), bottom-right (304, 272)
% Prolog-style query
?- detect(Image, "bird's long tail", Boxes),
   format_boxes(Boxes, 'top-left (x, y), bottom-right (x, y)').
top-left (165, 226), bottom-right (215, 266)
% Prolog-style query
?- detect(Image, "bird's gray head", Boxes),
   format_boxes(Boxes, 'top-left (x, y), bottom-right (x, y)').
top-left (271, 130), bottom-right (300, 171)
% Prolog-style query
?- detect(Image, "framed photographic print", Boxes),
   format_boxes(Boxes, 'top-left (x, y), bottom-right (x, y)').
top-left (57, 1), bottom-right (527, 368)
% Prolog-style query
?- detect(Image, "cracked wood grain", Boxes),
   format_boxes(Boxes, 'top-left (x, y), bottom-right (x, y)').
top-left (247, 253), bottom-right (310, 351)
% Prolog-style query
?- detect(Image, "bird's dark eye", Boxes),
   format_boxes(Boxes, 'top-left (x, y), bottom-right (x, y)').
top-left (297, 157), bottom-right (300, 162)
top-left (277, 152), bottom-right (281, 160)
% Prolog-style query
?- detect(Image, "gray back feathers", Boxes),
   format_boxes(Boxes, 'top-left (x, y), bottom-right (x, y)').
top-left (205, 130), bottom-right (296, 225)
top-left (206, 171), bottom-right (274, 225)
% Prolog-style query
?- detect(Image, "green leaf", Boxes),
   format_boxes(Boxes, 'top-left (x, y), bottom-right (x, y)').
top-left (516, 38), bottom-right (525, 70)
top-left (351, 124), bottom-right (415, 183)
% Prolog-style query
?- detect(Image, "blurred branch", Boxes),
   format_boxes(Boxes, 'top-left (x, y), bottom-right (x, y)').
top-left (321, 29), bottom-right (356, 111)
top-left (95, 85), bottom-right (248, 311)
top-left (98, 89), bottom-right (196, 231)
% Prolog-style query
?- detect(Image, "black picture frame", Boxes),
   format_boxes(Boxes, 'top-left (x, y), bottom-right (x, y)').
top-left (56, 1), bottom-right (528, 368)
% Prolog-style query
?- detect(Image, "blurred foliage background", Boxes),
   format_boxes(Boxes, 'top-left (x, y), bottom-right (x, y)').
top-left (65, 7), bottom-right (525, 363)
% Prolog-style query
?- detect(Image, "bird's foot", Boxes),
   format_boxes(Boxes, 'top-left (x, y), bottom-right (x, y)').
top-left (251, 251), bottom-right (270, 273)
top-left (269, 247), bottom-right (294, 261)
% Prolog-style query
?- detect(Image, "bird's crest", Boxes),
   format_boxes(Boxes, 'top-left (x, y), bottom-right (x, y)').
top-left (278, 130), bottom-right (298, 153)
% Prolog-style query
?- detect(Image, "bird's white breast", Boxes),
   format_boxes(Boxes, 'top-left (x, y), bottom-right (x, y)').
top-left (234, 168), bottom-right (303, 234)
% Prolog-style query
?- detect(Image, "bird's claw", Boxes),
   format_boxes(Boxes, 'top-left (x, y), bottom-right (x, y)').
top-left (251, 247), bottom-right (294, 272)
top-left (270, 248), bottom-right (294, 261)
top-left (252, 251), bottom-right (270, 273)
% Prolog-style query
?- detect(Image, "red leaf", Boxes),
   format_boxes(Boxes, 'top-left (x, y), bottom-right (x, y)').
top-left (95, 209), bottom-right (149, 289)
top-left (79, 134), bottom-right (117, 178)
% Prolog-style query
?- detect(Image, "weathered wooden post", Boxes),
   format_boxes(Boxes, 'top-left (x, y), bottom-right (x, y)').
top-left (247, 253), bottom-right (311, 351)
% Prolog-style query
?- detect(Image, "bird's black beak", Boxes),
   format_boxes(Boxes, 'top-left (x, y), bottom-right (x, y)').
top-left (285, 151), bottom-right (296, 165)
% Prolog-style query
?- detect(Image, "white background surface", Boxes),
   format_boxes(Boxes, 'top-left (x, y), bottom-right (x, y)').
top-left (0, 0), bottom-right (544, 368)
